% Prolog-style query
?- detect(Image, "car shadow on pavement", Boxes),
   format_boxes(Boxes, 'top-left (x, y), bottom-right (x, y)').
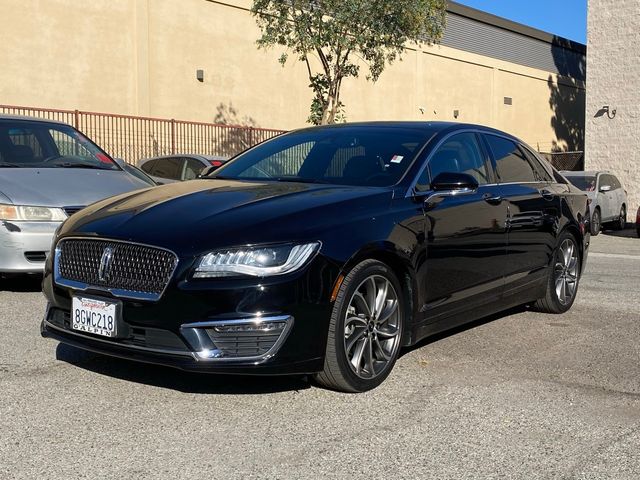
top-left (55, 343), bottom-right (311, 395)
top-left (0, 274), bottom-right (42, 292)
top-left (399, 305), bottom-right (528, 358)
top-left (601, 226), bottom-right (638, 239)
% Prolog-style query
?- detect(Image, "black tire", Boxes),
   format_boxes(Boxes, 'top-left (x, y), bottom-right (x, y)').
top-left (590, 208), bottom-right (601, 236)
top-left (314, 259), bottom-right (405, 393)
top-left (534, 231), bottom-right (581, 314)
top-left (614, 205), bottom-right (626, 230)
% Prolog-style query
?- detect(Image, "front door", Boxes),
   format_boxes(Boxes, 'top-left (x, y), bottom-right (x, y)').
top-left (414, 132), bottom-right (509, 323)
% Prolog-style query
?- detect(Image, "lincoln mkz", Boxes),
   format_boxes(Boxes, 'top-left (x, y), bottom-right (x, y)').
top-left (42, 122), bottom-right (590, 392)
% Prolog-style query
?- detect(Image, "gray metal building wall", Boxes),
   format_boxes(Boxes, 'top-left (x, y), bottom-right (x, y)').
top-left (442, 8), bottom-right (586, 81)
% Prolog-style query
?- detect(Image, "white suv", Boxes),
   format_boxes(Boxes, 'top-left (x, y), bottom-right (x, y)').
top-left (562, 171), bottom-right (628, 235)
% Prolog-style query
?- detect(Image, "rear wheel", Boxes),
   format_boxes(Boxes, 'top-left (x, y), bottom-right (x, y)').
top-left (314, 259), bottom-right (405, 392)
top-left (614, 205), bottom-right (626, 230)
top-left (590, 208), bottom-right (601, 236)
top-left (534, 231), bottom-right (580, 314)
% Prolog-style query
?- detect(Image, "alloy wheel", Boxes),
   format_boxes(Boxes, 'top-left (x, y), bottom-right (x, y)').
top-left (591, 210), bottom-right (601, 234)
top-left (343, 275), bottom-right (401, 379)
top-left (554, 238), bottom-right (579, 306)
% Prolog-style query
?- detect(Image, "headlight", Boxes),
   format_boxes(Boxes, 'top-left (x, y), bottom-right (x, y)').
top-left (193, 242), bottom-right (320, 278)
top-left (0, 203), bottom-right (67, 221)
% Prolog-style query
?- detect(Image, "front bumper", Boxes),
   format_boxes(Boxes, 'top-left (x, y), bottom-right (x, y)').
top-left (0, 221), bottom-right (60, 273)
top-left (41, 256), bottom-right (337, 375)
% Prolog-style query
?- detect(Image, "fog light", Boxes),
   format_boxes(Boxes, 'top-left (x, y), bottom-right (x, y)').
top-left (196, 349), bottom-right (224, 359)
top-left (212, 322), bottom-right (286, 333)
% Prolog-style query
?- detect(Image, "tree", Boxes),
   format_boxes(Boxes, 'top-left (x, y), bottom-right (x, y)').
top-left (251, 0), bottom-right (447, 125)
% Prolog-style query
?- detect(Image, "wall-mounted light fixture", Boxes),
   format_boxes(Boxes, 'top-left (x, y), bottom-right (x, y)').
top-left (453, 109), bottom-right (460, 119)
top-left (196, 69), bottom-right (204, 82)
top-left (594, 105), bottom-right (616, 119)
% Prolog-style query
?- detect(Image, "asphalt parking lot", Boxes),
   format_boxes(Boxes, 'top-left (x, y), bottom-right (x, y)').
top-left (1, 231), bottom-right (639, 479)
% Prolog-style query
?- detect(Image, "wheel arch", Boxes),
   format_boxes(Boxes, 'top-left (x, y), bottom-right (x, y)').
top-left (340, 243), bottom-right (418, 346)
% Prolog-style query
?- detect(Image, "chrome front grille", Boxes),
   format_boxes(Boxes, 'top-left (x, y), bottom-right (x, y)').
top-left (55, 238), bottom-right (178, 300)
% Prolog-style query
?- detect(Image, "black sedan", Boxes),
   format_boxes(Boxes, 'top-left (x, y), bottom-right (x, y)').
top-left (42, 122), bottom-right (590, 392)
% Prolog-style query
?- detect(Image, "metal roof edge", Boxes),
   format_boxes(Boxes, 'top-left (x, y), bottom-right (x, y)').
top-left (447, 2), bottom-right (586, 55)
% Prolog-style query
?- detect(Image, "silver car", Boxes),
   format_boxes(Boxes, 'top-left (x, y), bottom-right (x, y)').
top-left (562, 171), bottom-right (628, 235)
top-left (0, 115), bottom-right (154, 274)
top-left (138, 154), bottom-right (228, 184)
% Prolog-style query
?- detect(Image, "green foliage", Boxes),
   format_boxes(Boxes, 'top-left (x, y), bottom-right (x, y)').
top-left (251, 0), bottom-right (447, 125)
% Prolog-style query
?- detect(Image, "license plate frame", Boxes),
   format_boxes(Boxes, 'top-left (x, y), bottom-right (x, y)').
top-left (71, 295), bottom-right (121, 338)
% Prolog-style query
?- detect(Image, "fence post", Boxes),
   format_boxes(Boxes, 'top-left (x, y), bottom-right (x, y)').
top-left (170, 119), bottom-right (176, 154)
top-left (74, 110), bottom-right (80, 130)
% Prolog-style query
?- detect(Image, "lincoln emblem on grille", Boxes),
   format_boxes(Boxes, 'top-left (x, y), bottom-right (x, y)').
top-left (97, 246), bottom-right (114, 282)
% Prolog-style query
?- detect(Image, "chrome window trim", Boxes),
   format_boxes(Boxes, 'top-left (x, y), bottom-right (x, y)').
top-left (406, 128), bottom-right (494, 197)
top-left (180, 315), bottom-right (294, 364)
top-left (53, 236), bottom-right (179, 302)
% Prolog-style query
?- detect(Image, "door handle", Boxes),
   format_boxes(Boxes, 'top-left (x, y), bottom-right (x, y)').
top-left (482, 193), bottom-right (503, 205)
top-left (541, 189), bottom-right (554, 200)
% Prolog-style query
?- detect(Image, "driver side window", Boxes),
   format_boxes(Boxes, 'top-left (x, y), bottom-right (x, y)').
top-left (416, 133), bottom-right (490, 191)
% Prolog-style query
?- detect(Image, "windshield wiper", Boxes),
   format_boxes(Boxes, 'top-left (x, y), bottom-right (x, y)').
top-left (0, 163), bottom-right (25, 168)
top-left (272, 177), bottom-right (330, 184)
top-left (54, 163), bottom-right (107, 170)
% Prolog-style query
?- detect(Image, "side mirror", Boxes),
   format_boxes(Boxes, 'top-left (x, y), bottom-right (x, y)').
top-left (431, 172), bottom-right (479, 193)
top-left (599, 184), bottom-right (612, 193)
top-left (197, 165), bottom-right (219, 178)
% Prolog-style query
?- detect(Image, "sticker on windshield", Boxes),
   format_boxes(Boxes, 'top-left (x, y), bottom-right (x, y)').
top-left (390, 155), bottom-right (404, 164)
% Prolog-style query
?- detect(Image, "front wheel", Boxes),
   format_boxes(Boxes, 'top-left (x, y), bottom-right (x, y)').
top-left (534, 231), bottom-right (581, 314)
top-left (314, 259), bottom-right (405, 392)
top-left (590, 208), bottom-right (601, 236)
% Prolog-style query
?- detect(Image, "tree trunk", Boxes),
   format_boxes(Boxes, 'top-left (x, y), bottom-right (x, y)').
top-left (320, 78), bottom-right (341, 125)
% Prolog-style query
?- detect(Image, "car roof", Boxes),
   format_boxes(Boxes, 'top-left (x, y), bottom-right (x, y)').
top-left (140, 154), bottom-right (228, 163)
top-left (561, 171), bottom-right (607, 176)
top-left (0, 114), bottom-right (70, 126)
top-left (290, 121), bottom-right (523, 142)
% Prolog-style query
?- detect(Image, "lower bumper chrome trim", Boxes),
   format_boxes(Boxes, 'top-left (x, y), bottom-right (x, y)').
top-left (180, 315), bottom-right (294, 363)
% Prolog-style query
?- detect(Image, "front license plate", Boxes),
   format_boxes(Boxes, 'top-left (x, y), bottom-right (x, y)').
top-left (71, 296), bottom-right (118, 338)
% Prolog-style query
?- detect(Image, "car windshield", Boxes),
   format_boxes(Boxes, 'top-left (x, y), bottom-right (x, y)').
top-left (211, 126), bottom-right (434, 187)
top-left (566, 175), bottom-right (596, 191)
top-left (0, 120), bottom-right (119, 170)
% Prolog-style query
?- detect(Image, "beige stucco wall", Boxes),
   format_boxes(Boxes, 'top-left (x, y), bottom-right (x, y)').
top-left (585, 0), bottom-right (640, 219)
top-left (0, 0), bottom-right (584, 151)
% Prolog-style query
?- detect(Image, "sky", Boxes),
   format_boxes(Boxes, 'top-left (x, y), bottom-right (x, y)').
top-left (453, 0), bottom-right (587, 44)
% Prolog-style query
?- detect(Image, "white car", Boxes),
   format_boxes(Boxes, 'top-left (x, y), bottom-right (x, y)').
top-left (562, 171), bottom-right (628, 235)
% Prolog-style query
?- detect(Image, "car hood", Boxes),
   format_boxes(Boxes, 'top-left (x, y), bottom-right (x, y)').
top-left (0, 168), bottom-right (151, 207)
top-left (61, 179), bottom-right (393, 256)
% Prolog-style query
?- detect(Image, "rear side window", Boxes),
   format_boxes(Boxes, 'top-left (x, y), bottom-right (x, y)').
top-left (149, 157), bottom-right (183, 180)
top-left (183, 157), bottom-right (204, 180)
top-left (140, 159), bottom-right (157, 174)
top-left (520, 147), bottom-right (553, 182)
top-left (485, 135), bottom-right (546, 183)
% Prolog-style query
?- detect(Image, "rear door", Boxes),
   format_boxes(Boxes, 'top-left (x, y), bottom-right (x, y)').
top-left (482, 134), bottom-right (560, 295)
top-left (416, 132), bottom-right (509, 322)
